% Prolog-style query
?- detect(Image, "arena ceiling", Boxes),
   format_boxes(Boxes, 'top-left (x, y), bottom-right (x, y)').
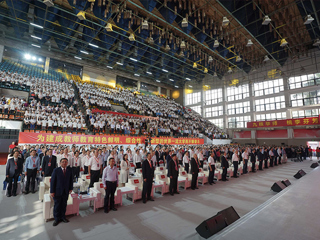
top-left (0, 0), bottom-right (319, 88)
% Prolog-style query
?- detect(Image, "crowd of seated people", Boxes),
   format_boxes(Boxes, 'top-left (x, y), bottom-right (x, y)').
top-left (76, 82), bottom-right (112, 111)
top-left (0, 96), bottom-right (27, 119)
top-left (23, 99), bottom-right (86, 133)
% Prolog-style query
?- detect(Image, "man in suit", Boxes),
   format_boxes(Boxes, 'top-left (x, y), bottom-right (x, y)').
top-left (142, 153), bottom-right (154, 203)
top-left (50, 157), bottom-right (73, 226)
top-left (6, 150), bottom-right (23, 197)
top-left (166, 150), bottom-right (173, 177)
top-left (42, 149), bottom-right (57, 177)
top-left (257, 148), bottom-right (264, 170)
top-left (169, 154), bottom-right (179, 195)
top-left (250, 149), bottom-right (256, 172)
top-left (155, 146), bottom-right (160, 166)
top-left (221, 152), bottom-right (229, 181)
top-left (264, 147), bottom-right (269, 169)
top-left (190, 153), bottom-right (199, 190)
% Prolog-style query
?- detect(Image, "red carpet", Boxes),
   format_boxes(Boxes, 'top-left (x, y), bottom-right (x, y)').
top-left (0, 153), bottom-right (8, 165)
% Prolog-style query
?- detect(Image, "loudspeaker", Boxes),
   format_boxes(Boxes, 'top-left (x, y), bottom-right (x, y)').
top-left (271, 181), bottom-right (286, 192)
top-left (196, 206), bottom-right (240, 239)
top-left (310, 163), bottom-right (319, 168)
top-left (294, 169), bottom-right (306, 179)
top-left (281, 179), bottom-right (291, 187)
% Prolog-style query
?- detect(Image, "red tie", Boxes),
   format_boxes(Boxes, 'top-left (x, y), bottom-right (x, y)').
top-left (63, 168), bottom-right (66, 176)
top-left (174, 160), bottom-right (178, 171)
top-left (148, 161), bottom-right (152, 168)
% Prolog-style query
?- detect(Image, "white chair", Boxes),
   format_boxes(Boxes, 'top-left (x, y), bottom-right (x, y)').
top-left (135, 168), bottom-right (143, 178)
top-left (155, 174), bottom-right (170, 194)
top-left (43, 193), bottom-right (77, 222)
top-left (154, 166), bottom-right (166, 175)
top-left (179, 171), bottom-right (191, 188)
top-left (159, 160), bottom-right (164, 166)
top-left (39, 177), bottom-right (51, 202)
top-left (125, 178), bottom-right (143, 201)
top-left (92, 182), bottom-right (121, 209)
top-left (198, 168), bottom-right (208, 185)
top-left (81, 174), bottom-right (90, 192)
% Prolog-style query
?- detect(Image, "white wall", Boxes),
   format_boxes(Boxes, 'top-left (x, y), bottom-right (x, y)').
top-left (82, 67), bottom-right (117, 88)
top-left (0, 120), bottom-right (22, 130)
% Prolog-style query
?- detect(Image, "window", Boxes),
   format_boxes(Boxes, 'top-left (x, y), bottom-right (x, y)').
top-left (205, 105), bottom-right (223, 118)
top-left (205, 88), bottom-right (223, 105)
top-left (228, 115), bottom-right (251, 128)
top-left (256, 112), bottom-right (286, 121)
top-left (253, 79), bottom-right (284, 96)
top-left (227, 101), bottom-right (250, 115)
top-left (209, 118), bottom-right (224, 129)
top-left (292, 109), bottom-right (319, 118)
top-left (289, 73), bottom-right (320, 89)
top-left (290, 90), bottom-right (320, 107)
top-left (226, 84), bottom-right (249, 102)
top-left (190, 105), bottom-right (201, 115)
top-left (255, 96), bottom-right (285, 111)
top-left (186, 92), bottom-right (201, 105)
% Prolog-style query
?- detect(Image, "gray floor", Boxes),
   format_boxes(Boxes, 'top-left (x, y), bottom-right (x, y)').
top-left (0, 158), bottom-right (317, 240)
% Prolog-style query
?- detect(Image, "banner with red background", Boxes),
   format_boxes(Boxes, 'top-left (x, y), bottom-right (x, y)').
top-left (19, 132), bottom-right (204, 145)
top-left (91, 109), bottom-right (157, 119)
top-left (247, 116), bottom-right (319, 128)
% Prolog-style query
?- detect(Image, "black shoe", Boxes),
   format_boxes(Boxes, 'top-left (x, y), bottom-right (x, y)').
top-left (61, 218), bottom-right (69, 223)
top-left (12, 193), bottom-right (16, 197)
top-left (209, 183), bottom-right (213, 185)
top-left (191, 188), bottom-right (195, 190)
top-left (7, 194), bottom-right (11, 197)
top-left (111, 208), bottom-right (117, 211)
top-left (226, 179), bottom-right (229, 181)
top-left (32, 190), bottom-right (36, 194)
top-left (53, 220), bottom-right (59, 226)
top-left (174, 192), bottom-right (180, 194)
top-left (265, 167), bottom-right (269, 169)
top-left (143, 200), bottom-right (146, 204)
top-left (148, 198), bottom-right (155, 201)
top-left (23, 191), bottom-right (29, 195)
top-left (170, 193), bottom-right (174, 196)
top-left (104, 209), bottom-right (109, 213)
top-left (221, 179), bottom-right (226, 182)
top-left (196, 187), bottom-right (199, 189)
top-left (212, 182), bottom-right (216, 184)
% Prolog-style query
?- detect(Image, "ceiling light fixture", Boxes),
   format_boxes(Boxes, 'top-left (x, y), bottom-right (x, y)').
top-left (228, 67), bottom-right (232, 73)
top-left (105, 23), bottom-right (113, 32)
top-left (246, 39), bottom-right (253, 47)
top-left (156, 80), bottom-right (161, 82)
top-left (186, 78), bottom-right (191, 81)
top-left (74, 56), bottom-right (82, 60)
top-left (31, 35), bottom-right (42, 40)
top-left (148, 37), bottom-right (154, 44)
top-left (214, 40), bottom-right (219, 48)
top-left (165, 44), bottom-right (171, 51)
top-left (129, 33), bottom-right (135, 41)
top-left (116, 62), bottom-right (123, 65)
top-left (30, 23), bottom-right (43, 29)
top-left (24, 54), bottom-right (31, 60)
top-left (180, 41), bottom-right (186, 49)
top-left (169, 79), bottom-right (174, 81)
top-left (80, 50), bottom-right (89, 54)
top-left (130, 58), bottom-right (138, 62)
top-left (222, 17), bottom-right (229, 27)
top-left (204, 68), bottom-right (208, 73)
top-left (213, 72), bottom-right (217, 77)
top-left (280, 38), bottom-right (288, 47)
top-left (208, 56), bottom-right (213, 63)
top-left (181, 18), bottom-right (188, 27)
top-left (188, 85), bottom-right (193, 88)
top-left (262, 15), bottom-right (271, 25)
top-left (236, 56), bottom-right (242, 62)
top-left (304, 15), bottom-right (314, 24)
top-left (162, 69), bottom-right (168, 72)
top-left (77, 11), bottom-right (86, 20)
top-left (38, 58), bottom-right (43, 62)
top-left (89, 43), bottom-right (99, 48)
top-left (107, 66), bottom-right (113, 69)
top-left (142, 20), bottom-right (149, 30)
top-left (193, 62), bottom-right (197, 68)
top-left (32, 56), bottom-right (36, 60)
top-left (264, 55), bottom-right (270, 62)
top-left (43, 0), bottom-right (54, 7)
top-left (313, 39), bottom-right (320, 46)
top-left (134, 73), bottom-right (140, 77)
top-left (175, 85), bottom-right (179, 88)
top-left (146, 71), bottom-right (152, 75)
top-left (31, 44), bottom-right (41, 48)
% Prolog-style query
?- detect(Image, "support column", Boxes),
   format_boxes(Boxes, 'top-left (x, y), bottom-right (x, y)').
top-left (44, 57), bottom-right (50, 73)
top-left (283, 76), bottom-right (291, 119)
top-left (157, 86), bottom-right (161, 95)
top-left (222, 84), bottom-right (228, 129)
top-left (166, 88), bottom-right (170, 97)
top-left (137, 80), bottom-right (141, 91)
top-left (248, 82), bottom-right (255, 121)
top-left (201, 80), bottom-right (205, 117)
top-left (0, 45), bottom-right (4, 63)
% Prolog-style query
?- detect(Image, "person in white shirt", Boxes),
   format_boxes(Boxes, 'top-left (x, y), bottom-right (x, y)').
top-left (208, 152), bottom-right (216, 185)
top-left (88, 149), bottom-right (102, 188)
top-left (197, 150), bottom-right (204, 168)
top-left (119, 154), bottom-right (129, 186)
top-left (183, 151), bottom-right (190, 173)
top-left (232, 150), bottom-right (239, 178)
top-left (82, 150), bottom-right (91, 174)
top-left (71, 150), bottom-right (81, 181)
top-left (133, 149), bottom-right (142, 169)
top-left (242, 149), bottom-right (249, 174)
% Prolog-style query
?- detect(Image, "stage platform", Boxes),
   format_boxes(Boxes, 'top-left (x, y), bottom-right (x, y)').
top-left (212, 164), bottom-right (320, 240)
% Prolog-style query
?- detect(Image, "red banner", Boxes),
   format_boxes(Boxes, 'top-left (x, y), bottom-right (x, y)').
top-left (256, 129), bottom-right (288, 138)
top-left (18, 132), bottom-right (204, 145)
top-left (247, 116), bottom-right (319, 128)
top-left (233, 131), bottom-right (251, 139)
top-left (91, 109), bottom-right (157, 119)
top-left (294, 129), bottom-right (320, 138)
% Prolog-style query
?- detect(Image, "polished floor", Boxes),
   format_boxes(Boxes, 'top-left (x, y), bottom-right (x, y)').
top-left (0, 158), bottom-right (318, 240)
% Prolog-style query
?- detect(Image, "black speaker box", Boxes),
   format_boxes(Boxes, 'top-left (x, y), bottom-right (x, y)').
top-left (271, 181), bottom-right (286, 192)
top-left (294, 169), bottom-right (306, 179)
top-left (281, 179), bottom-right (291, 187)
top-left (196, 206), bottom-right (240, 239)
top-left (310, 163), bottom-right (319, 168)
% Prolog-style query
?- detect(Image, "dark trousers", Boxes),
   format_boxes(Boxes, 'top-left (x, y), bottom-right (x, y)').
top-left (222, 168), bottom-right (227, 180)
top-left (104, 181), bottom-right (117, 211)
top-left (259, 160), bottom-right (263, 170)
top-left (191, 173), bottom-right (198, 189)
top-left (136, 162), bottom-right (141, 169)
top-left (142, 179), bottom-right (153, 201)
top-left (84, 166), bottom-right (88, 174)
top-left (7, 172), bottom-right (19, 195)
top-left (209, 165), bottom-right (215, 184)
top-left (53, 193), bottom-right (68, 222)
top-left (274, 157), bottom-right (278, 166)
top-left (269, 157), bottom-right (274, 167)
top-left (233, 161), bottom-right (238, 177)
top-left (89, 170), bottom-right (100, 188)
top-left (72, 166), bottom-right (80, 180)
top-left (184, 163), bottom-right (189, 173)
top-left (169, 176), bottom-right (178, 194)
top-left (200, 160), bottom-right (203, 168)
top-left (26, 168), bottom-right (37, 192)
top-left (278, 156), bottom-right (282, 164)
top-left (264, 159), bottom-right (268, 168)
top-left (178, 160), bottom-right (182, 165)
top-left (243, 159), bottom-right (248, 174)
top-left (251, 161), bottom-right (256, 172)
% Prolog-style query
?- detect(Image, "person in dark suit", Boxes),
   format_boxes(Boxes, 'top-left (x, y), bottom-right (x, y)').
top-left (142, 153), bottom-right (155, 203)
top-left (273, 148), bottom-right (279, 165)
top-left (169, 154), bottom-right (179, 195)
top-left (50, 158), bottom-right (73, 227)
top-left (155, 146), bottom-right (160, 166)
top-left (190, 154), bottom-right (199, 190)
top-left (42, 149), bottom-right (57, 177)
top-left (250, 149), bottom-right (256, 172)
top-left (6, 150), bottom-right (23, 197)
top-left (166, 150), bottom-right (173, 177)
top-left (221, 152), bottom-right (229, 181)
top-left (257, 148), bottom-right (264, 170)
top-left (264, 147), bottom-right (269, 169)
